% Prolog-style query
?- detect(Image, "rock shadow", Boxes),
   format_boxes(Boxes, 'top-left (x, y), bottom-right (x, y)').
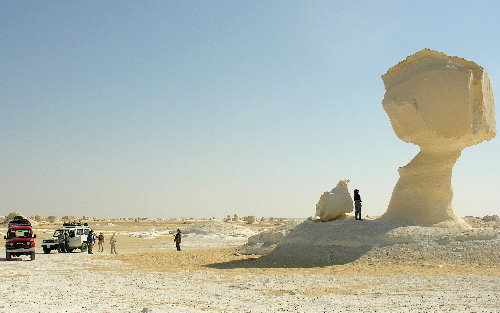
top-left (206, 219), bottom-right (401, 269)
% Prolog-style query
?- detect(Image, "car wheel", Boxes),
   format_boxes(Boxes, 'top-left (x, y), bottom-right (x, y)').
top-left (80, 243), bottom-right (87, 252)
top-left (30, 252), bottom-right (35, 261)
top-left (43, 247), bottom-right (51, 254)
top-left (67, 249), bottom-right (73, 253)
top-left (6, 252), bottom-right (11, 261)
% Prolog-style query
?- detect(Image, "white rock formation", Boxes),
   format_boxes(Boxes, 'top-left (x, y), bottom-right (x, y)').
top-left (243, 216), bottom-right (256, 224)
top-left (4, 212), bottom-right (24, 224)
top-left (238, 221), bottom-right (300, 255)
top-left (3, 212), bottom-right (37, 225)
top-left (47, 216), bottom-right (59, 223)
top-left (379, 49), bottom-right (496, 227)
top-left (315, 180), bottom-right (354, 221)
top-left (31, 215), bottom-right (46, 223)
top-left (482, 215), bottom-right (499, 222)
top-left (61, 216), bottom-right (78, 221)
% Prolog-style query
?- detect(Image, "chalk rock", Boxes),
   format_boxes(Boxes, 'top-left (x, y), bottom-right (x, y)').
top-left (238, 223), bottom-right (297, 255)
top-left (47, 216), bottom-right (59, 223)
top-left (4, 212), bottom-right (24, 223)
top-left (61, 216), bottom-right (78, 222)
top-left (379, 49), bottom-right (496, 227)
top-left (315, 180), bottom-right (354, 221)
top-left (243, 216), bottom-right (256, 224)
top-left (247, 229), bottom-right (288, 246)
top-left (31, 215), bottom-right (46, 223)
top-left (482, 215), bottom-right (499, 222)
top-left (3, 212), bottom-right (37, 225)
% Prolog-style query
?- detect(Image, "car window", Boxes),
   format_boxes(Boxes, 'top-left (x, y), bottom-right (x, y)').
top-left (76, 229), bottom-right (83, 235)
top-left (8, 229), bottom-right (31, 238)
top-left (84, 229), bottom-right (89, 235)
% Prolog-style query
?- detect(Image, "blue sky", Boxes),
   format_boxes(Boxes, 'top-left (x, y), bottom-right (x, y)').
top-left (1, 1), bottom-right (499, 218)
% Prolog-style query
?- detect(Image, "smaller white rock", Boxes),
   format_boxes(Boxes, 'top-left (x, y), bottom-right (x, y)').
top-left (315, 179), bottom-right (354, 221)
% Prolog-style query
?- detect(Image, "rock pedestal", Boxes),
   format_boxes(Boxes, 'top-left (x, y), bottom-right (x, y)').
top-left (379, 49), bottom-right (496, 227)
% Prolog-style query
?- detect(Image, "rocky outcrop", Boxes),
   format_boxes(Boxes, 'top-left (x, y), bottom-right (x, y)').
top-left (3, 212), bottom-right (37, 225)
top-left (31, 215), bottom-right (46, 223)
top-left (315, 180), bottom-right (354, 221)
top-left (243, 216), bottom-right (256, 224)
top-left (47, 216), bottom-right (59, 223)
top-left (379, 49), bottom-right (496, 227)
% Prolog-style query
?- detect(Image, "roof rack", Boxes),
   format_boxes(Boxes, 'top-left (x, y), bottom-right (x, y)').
top-left (8, 216), bottom-right (31, 227)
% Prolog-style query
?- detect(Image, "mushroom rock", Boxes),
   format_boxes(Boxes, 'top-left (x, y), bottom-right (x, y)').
top-left (315, 179), bottom-right (354, 221)
top-left (379, 49), bottom-right (496, 227)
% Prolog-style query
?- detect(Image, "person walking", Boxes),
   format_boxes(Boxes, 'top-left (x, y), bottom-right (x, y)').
top-left (110, 233), bottom-right (117, 254)
top-left (57, 231), bottom-right (66, 253)
top-left (87, 230), bottom-right (95, 254)
top-left (97, 232), bottom-right (105, 252)
top-left (174, 229), bottom-right (182, 251)
top-left (354, 189), bottom-right (362, 220)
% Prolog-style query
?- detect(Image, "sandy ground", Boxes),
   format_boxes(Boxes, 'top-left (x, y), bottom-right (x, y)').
top-left (1, 219), bottom-right (499, 312)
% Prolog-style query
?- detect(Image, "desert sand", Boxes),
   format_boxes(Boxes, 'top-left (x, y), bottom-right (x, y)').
top-left (1, 50), bottom-right (498, 313)
top-left (1, 217), bottom-right (499, 313)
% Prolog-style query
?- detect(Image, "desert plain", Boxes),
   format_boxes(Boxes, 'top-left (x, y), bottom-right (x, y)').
top-left (0, 215), bottom-right (499, 313)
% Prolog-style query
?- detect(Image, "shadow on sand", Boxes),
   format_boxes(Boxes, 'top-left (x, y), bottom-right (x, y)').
top-left (206, 219), bottom-right (401, 269)
top-left (1, 257), bottom-right (33, 262)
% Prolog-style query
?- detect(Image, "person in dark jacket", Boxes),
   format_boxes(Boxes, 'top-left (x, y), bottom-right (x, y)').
top-left (64, 231), bottom-right (70, 252)
top-left (58, 231), bottom-right (66, 253)
top-left (174, 229), bottom-right (182, 251)
top-left (354, 189), bottom-right (362, 220)
top-left (87, 230), bottom-right (95, 254)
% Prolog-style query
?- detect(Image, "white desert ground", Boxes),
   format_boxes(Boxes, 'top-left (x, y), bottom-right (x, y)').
top-left (0, 215), bottom-right (499, 313)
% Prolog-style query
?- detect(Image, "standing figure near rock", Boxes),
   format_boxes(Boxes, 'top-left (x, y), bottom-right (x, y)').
top-left (97, 232), bottom-right (104, 252)
top-left (174, 229), bottom-right (182, 251)
top-left (110, 233), bottom-right (117, 254)
top-left (354, 189), bottom-right (362, 220)
top-left (87, 230), bottom-right (95, 254)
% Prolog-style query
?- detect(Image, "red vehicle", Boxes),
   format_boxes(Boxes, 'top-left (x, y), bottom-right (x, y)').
top-left (4, 216), bottom-right (36, 261)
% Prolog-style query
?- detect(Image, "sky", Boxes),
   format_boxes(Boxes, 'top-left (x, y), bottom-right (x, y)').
top-left (1, 1), bottom-right (499, 219)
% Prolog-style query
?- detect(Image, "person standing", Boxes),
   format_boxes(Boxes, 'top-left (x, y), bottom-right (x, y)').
top-left (110, 233), bottom-right (117, 254)
top-left (97, 233), bottom-right (105, 252)
top-left (174, 229), bottom-right (182, 251)
top-left (64, 231), bottom-right (70, 252)
top-left (87, 230), bottom-right (95, 254)
top-left (58, 231), bottom-right (66, 253)
top-left (354, 189), bottom-right (362, 220)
